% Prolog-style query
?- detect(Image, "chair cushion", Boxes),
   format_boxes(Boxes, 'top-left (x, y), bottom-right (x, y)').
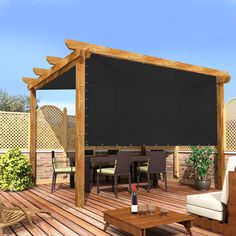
top-left (187, 204), bottom-right (224, 221)
top-left (140, 162), bottom-right (148, 166)
top-left (55, 167), bottom-right (76, 173)
top-left (97, 167), bottom-right (115, 175)
top-left (187, 192), bottom-right (223, 211)
top-left (138, 166), bottom-right (148, 173)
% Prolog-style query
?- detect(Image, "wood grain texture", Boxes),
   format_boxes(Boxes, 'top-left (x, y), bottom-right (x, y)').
top-left (25, 40), bottom-right (230, 91)
top-left (0, 181), bottom-right (220, 236)
top-left (193, 215), bottom-right (226, 234)
top-left (33, 67), bottom-right (47, 76)
top-left (193, 167), bottom-right (236, 235)
top-left (22, 77), bottom-right (37, 85)
top-left (46, 56), bottom-right (63, 65)
top-left (228, 168), bottom-right (236, 235)
top-left (28, 50), bottom-right (82, 90)
top-left (65, 39), bottom-right (230, 83)
top-left (29, 89), bottom-right (37, 183)
top-left (104, 207), bottom-right (195, 236)
top-left (174, 146), bottom-right (180, 178)
top-left (75, 52), bottom-right (85, 207)
top-left (217, 81), bottom-right (225, 189)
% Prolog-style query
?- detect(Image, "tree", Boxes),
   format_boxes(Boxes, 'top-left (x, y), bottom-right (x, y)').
top-left (0, 90), bottom-right (39, 112)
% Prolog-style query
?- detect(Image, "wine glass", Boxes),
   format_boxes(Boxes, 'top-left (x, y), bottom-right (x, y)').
top-left (138, 204), bottom-right (147, 215)
top-left (160, 207), bottom-right (168, 216)
top-left (147, 203), bottom-right (156, 214)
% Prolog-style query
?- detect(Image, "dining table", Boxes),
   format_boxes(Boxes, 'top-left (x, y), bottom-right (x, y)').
top-left (69, 152), bottom-right (149, 192)
top-left (86, 153), bottom-right (149, 192)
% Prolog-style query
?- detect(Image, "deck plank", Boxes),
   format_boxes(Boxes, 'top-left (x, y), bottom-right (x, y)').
top-left (0, 181), bottom-right (221, 236)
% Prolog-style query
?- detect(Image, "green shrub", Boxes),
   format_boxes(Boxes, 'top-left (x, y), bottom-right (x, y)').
top-left (0, 148), bottom-right (34, 191)
top-left (185, 146), bottom-right (214, 180)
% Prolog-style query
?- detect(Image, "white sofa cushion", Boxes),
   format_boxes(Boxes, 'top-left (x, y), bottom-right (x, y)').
top-left (187, 156), bottom-right (236, 221)
top-left (187, 191), bottom-right (223, 211)
top-left (187, 204), bottom-right (224, 221)
top-left (221, 156), bottom-right (236, 204)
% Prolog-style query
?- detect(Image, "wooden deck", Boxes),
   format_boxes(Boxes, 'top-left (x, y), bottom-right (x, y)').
top-left (0, 180), bottom-right (221, 236)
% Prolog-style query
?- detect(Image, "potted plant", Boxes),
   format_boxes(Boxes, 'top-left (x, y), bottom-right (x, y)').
top-left (185, 146), bottom-right (214, 191)
top-left (0, 148), bottom-right (34, 191)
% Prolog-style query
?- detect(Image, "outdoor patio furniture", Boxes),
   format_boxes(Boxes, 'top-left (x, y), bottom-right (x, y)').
top-left (0, 200), bottom-right (52, 236)
top-left (97, 151), bottom-right (132, 197)
top-left (137, 150), bottom-right (167, 192)
top-left (51, 151), bottom-right (76, 192)
top-left (91, 150), bottom-right (118, 185)
top-left (103, 207), bottom-right (195, 236)
top-left (187, 156), bottom-right (236, 221)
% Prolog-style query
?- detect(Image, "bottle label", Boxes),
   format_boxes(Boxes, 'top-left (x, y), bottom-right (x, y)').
top-left (131, 205), bottom-right (138, 213)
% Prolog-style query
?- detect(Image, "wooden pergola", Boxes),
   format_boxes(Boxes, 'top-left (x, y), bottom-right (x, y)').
top-left (22, 39), bottom-right (231, 207)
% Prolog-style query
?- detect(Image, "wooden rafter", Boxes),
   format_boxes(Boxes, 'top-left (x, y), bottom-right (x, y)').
top-left (65, 39), bottom-right (231, 83)
top-left (22, 77), bottom-right (37, 85)
top-left (28, 50), bottom-right (83, 90)
top-left (33, 68), bottom-right (47, 76)
top-left (25, 39), bottom-right (231, 91)
top-left (46, 56), bottom-right (63, 65)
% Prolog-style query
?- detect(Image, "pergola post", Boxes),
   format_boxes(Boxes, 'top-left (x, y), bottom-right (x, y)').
top-left (62, 107), bottom-right (68, 156)
top-left (75, 52), bottom-right (85, 207)
top-left (174, 146), bottom-right (180, 178)
top-left (217, 81), bottom-right (225, 189)
top-left (29, 88), bottom-right (37, 184)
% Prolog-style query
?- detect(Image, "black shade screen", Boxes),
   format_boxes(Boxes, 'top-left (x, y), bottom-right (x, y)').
top-left (39, 67), bottom-right (75, 90)
top-left (86, 54), bottom-right (217, 146)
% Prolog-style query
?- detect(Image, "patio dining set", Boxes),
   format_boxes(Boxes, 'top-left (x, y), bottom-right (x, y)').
top-left (51, 150), bottom-right (168, 197)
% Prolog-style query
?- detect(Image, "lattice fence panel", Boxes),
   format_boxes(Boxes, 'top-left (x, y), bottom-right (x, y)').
top-left (225, 98), bottom-right (236, 152)
top-left (1, 99), bottom-right (236, 152)
top-left (0, 111), bottom-right (29, 149)
top-left (37, 105), bottom-right (63, 150)
top-left (226, 120), bottom-right (236, 151)
top-left (67, 115), bottom-right (76, 150)
top-left (179, 146), bottom-right (191, 151)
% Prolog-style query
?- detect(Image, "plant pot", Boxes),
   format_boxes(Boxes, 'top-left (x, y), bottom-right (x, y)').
top-left (195, 179), bottom-right (211, 191)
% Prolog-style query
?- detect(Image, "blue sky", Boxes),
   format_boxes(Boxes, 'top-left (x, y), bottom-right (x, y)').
top-left (0, 0), bottom-right (236, 114)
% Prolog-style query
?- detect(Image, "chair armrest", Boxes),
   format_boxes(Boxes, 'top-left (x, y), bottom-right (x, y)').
top-left (53, 159), bottom-right (71, 166)
top-left (137, 161), bottom-right (141, 171)
top-left (14, 204), bottom-right (34, 226)
top-left (99, 163), bottom-right (102, 174)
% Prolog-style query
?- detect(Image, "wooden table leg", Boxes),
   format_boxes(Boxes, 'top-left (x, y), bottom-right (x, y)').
top-left (142, 228), bottom-right (146, 236)
top-left (179, 220), bottom-right (193, 236)
top-left (104, 222), bottom-right (109, 231)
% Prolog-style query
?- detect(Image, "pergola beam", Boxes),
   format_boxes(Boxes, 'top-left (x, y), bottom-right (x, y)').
top-left (46, 56), bottom-right (63, 65)
top-left (33, 68), bottom-right (47, 76)
top-left (22, 39), bottom-right (231, 208)
top-left (22, 77), bottom-right (37, 85)
top-left (29, 50), bottom-right (83, 90)
top-left (65, 39), bottom-right (231, 84)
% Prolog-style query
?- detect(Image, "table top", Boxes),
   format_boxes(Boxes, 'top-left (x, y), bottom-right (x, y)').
top-left (103, 207), bottom-right (195, 230)
top-left (90, 155), bottom-right (148, 164)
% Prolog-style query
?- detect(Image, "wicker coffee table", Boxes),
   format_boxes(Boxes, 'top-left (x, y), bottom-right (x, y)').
top-left (104, 207), bottom-right (195, 236)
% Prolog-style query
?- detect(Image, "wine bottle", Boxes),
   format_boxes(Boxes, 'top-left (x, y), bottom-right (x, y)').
top-left (131, 184), bottom-right (138, 214)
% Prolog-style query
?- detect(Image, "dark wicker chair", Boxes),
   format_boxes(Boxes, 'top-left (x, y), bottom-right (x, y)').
top-left (137, 150), bottom-right (167, 192)
top-left (51, 151), bottom-right (75, 192)
top-left (97, 151), bottom-right (131, 197)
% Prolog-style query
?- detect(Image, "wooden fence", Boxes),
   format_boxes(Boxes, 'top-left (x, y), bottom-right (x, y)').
top-left (0, 99), bottom-right (236, 152)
